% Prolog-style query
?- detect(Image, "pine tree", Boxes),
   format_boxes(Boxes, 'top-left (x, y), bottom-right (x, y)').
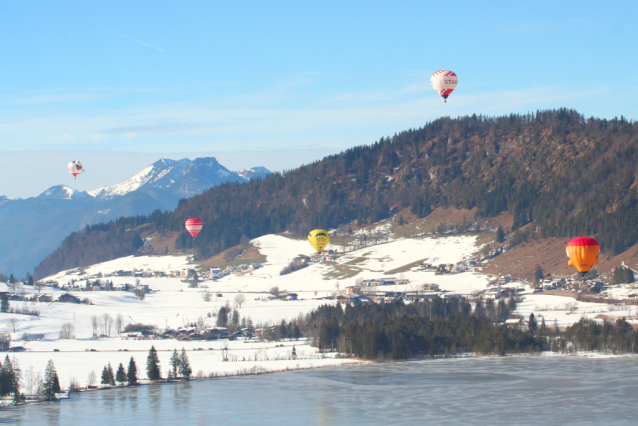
top-left (534, 266), bottom-right (544, 283)
top-left (107, 363), bottom-right (115, 386)
top-left (217, 307), bottom-right (228, 327)
top-left (146, 346), bottom-right (161, 381)
top-left (0, 355), bottom-right (15, 397)
top-left (115, 363), bottom-right (127, 385)
top-left (293, 324), bottom-right (301, 340)
top-left (169, 349), bottom-right (180, 379)
top-left (529, 313), bottom-right (538, 333)
top-left (10, 356), bottom-right (21, 402)
top-left (0, 294), bottom-right (9, 313)
top-left (127, 357), bottom-right (138, 385)
top-left (179, 348), bottom-right (192, 379)
top-left (43, 360), bottom-right (61, 401)
top-left (496, 226), bottom-right (505, 243)
top-left (291, 346), bottom-right (297, 360)
top-left (231, 309), bottom-right (240, 331)
top-left (279, 320), bottom-right (288, 340)
top-left (101, 365), bottom-right (110, 385)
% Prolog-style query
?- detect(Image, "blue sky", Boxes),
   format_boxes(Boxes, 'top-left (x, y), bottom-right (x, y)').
top-left (1, 1), bottom-right (637, 197)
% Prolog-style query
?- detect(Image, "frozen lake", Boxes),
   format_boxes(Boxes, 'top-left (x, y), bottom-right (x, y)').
top-left (3, 356), bottom-right (638, 425)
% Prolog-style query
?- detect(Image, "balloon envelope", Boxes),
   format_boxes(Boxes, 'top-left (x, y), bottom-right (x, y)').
top-left (185, 218), bottom-right (203, 238)
top-left (308, 229), bottom-right (330, 253)
top-left (430, 70), bottom-right (458, 101)
top-left (67, 161), bottom-right (83, 177)
top-left (566, 236), bottom-right (600, 274)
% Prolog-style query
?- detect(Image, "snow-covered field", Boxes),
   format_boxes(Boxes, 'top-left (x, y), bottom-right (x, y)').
top-left (8, 338), bottom-right (362, 390)
top-left (2, 232), bottom-right (636, 388)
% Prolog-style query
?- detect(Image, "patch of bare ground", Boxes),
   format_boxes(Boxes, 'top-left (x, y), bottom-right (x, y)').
top-left (393, 207), bottom-right (513, 238)
top-left (198, 244), bottom-right (265, 269)
top-left (385, 258), bottom-right (429, 275)
top-left (144, 231), bottom-right (181, 253)
top-left (482, 237), bottom-right (638, 282)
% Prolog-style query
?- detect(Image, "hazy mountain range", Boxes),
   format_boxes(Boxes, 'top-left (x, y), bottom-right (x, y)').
top-left (0, 157), bottom-right (270, 276)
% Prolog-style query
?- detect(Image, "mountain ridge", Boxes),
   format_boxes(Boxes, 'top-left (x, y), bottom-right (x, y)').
top-left (33, 109), bottom-right (638, 279)
top-left (0, 157), bottom-right (271, 276)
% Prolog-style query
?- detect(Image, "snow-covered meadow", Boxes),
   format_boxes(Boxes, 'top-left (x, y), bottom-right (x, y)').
top-left (2, 232), bottom-right (636, 389)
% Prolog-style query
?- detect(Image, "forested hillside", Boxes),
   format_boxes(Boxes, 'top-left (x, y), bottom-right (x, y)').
top-left (34, 109), bottom-right (638, 278)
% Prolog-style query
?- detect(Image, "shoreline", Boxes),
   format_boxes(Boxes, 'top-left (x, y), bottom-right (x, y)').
top-left (3, 349), bottom-right (637, 410)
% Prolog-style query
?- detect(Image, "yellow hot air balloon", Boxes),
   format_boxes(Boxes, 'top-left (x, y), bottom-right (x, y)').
top-left (566, 236), bottom-right (600, 276)
top-left (308, 229), bottom-right (330, 253)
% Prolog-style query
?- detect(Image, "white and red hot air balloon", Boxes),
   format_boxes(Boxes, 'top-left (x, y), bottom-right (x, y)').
top-left (185, 218), bottom-right (203, 238)
top-left (67, 161), bottom-right (84, 178)
top-left (430, 70), bottom-right (458, 102)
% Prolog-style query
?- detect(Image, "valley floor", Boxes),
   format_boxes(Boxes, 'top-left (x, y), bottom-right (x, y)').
top-left (3, 232), bottom-right (638, 390)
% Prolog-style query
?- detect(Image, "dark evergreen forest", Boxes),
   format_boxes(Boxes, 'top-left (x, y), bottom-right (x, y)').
top-left (34, 109), bottom-right (638, 278)
top-left (267, 298), bottom-right (638, 359)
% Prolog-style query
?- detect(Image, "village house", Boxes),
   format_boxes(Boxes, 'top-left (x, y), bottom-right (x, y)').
top-left (422, 283), bottom-right (440, 291)
top-left (58, 293), bottom-right (81, 304)
top-left (345, 286), bottom-right (361, 294)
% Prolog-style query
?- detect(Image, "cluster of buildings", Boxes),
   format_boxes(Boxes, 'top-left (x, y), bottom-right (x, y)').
top-left (5, 293), bottom-right (54, 303)
top-left (533, 278), bottom-right (605, 294)
top-left (340, 283), bottom-right (465, 304)
top-left (479, 286), bottom-right (523, 300)
top-left (421, 262), bottom-right (473, 275)
top-left (210, 262), bottom-right (263, 279)
top-left (104, 268), bottom-right (198, 279)
top-left (360, 277), bottom-right (410, 287)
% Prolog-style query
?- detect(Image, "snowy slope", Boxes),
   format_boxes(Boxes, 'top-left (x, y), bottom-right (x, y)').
top-left (89, 158), bottom-right (270, 199)
top-left (38, 185), bottom-right (91, 201)
top-left (88, 158), bottom-right (189, 199)
top-left (237, 166), bottom-right (272, 181)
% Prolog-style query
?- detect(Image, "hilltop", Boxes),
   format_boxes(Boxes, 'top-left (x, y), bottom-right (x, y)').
top-left (33, 109), bottom-right (638, 280)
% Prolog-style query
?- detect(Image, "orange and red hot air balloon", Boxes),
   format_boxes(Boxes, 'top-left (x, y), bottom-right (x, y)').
top-left (566, 236), bottom-right (600, 276)
top-left (185, 218), bottom-right (203, 238)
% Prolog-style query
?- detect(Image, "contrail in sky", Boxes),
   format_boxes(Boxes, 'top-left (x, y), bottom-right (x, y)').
top-left (113, 31), bottom-right (165, 51)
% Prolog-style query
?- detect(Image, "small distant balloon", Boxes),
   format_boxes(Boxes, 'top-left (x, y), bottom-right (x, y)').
top-left (430, 70), bottom-right (458, 103)
top-left (185, 218), bottom-right (203, 238)
top-left (566, 236), bottom-right (600, 276)
top-left (308, 229), bottom-right (330, 253)
top-left (67, 161), bottom-right (84, 178)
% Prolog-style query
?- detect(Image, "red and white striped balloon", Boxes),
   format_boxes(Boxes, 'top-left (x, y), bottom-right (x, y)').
top-left (430, 70), bottom-right (458, 102)
top-left (185, 218), bottom-right (203, 238)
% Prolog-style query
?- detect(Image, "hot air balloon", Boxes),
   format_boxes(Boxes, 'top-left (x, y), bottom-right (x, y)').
top-left (566, 236), bottom-right (600, 276)
top-left (430, 70), bottom-right (458, 103)
top-left (308, 229), bottom-right (330, 253)
top-left (185, 218), bottom-right (203, 238)
top-left (67, 161), bottom-right (84, 178)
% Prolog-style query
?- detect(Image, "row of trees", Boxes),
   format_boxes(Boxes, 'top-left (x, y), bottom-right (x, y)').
top-left (98, 358), bottom-right (138, 386)
top-left (0, 357), bottom-right (61, 402)
top-left (146, 346), bottom-right (191, 381)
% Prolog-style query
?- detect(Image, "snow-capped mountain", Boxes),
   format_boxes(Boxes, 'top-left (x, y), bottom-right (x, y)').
top-left (0, 157), bottom-right (271, 277)
top-left (89, 157), bottom-right (249, 199)
top-left (237, 166), bottom-right (272, 181)
top-left (38, 185), bottom-right (91, 200)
